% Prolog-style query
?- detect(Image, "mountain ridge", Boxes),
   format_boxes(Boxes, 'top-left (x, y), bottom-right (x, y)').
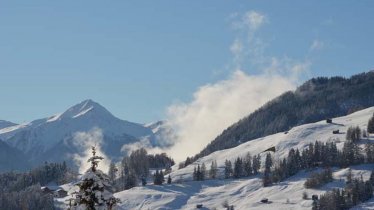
top-left (0, 120), bottom-right (17, 130)
top-left (0, 99), bottom-right (155, 170)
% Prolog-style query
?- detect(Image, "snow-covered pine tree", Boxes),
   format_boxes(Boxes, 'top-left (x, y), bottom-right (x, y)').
top-left (72, 146), bottom-right (120, 210)
top-left (370, 170), bottom-right (374, 185)
top-left (167, 175), bottom-right (172, 184)
top-left (201, 163), bottom-right (206, 181)
top-left (262, 153), bottom-right (273, 187)
top-left (233, 157), bottom-right (243, 178)
top-left (224, 160), bottom-right (233, 179)
top-left (243, 153), bottom-right (252, 177)
top-left (209, 160), bottom-right (218, 179)
top-left (368, 113), bottom-right (374, 134)
top-left (108, 161), bottom-right (117, 187)
top-left (193, 166), bottom-right (197, 181)
top-left (252, 155), bottom-right (261, 175)
top-left (153, 169), bottom-right (164, 185)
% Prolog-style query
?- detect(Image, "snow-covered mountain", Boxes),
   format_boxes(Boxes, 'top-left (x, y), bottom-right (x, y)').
top-left (0, 120), bottom-right (17, 130)
top-left (145, 120), bottom-right (176, 147)
top-left (145, 121), bottom-right (166, 134)
top-left (110, 106), bottom-right (374, 209)
top-left (0, 99), bottom-right (155, 167)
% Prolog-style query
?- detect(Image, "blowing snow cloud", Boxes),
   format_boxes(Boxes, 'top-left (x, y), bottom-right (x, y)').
top-left (160, 10), bottom-right (311, 162)
top-left (72, 127), bottom-right (111, 174)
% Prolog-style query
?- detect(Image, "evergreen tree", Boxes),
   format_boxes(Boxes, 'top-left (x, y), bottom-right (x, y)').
top-left (305, 143), bottom-right (314, 168)
top-left (141, 176), bottom-right (147, 186)
top-left (193, 166), bottom-right (198, 181)
top-left (370, 170), bottom-right (374, 186)
top-left (201, 163), bottom-right (206, 181)
top-left (252, 155), bottom-right (261, 175)
top-left (160, 170), bottom-right (165, 184)
top-left (167, 175), bottom-right (172, 184)
top-left (72, 146), bottom-right (120, 210)
top-left (342, 140), bottom-right (363, 167)
top-left (295, 149), bottom-right (302, 170)
top-left (243, 152), bottom-right (252, 177)
top-left (120, 159), bottom-right (137, 190)
top-left (365, 144), bottom-right (374, 163)
top-left (368, 113), bottom-right (374, 134)
top-left (287, 149), bottom-right (298, 176)
top-left (364, 180), bottom-right (373, 201)
top-left (108, 161), bottom-right (117, 186)
top-left (153, 170), bottom-right (163, 185)
top-left (262, 153), bottom-right (273, 187)
top-left (363, 129), bottom-right (368, 138)
top-left (129, 148), bottom-right (149, 179)
top-left (346, 126), bottom-right (361, 142)
top-left (271, 160), bottom-right (284, 183)
top-left (224, 160), bottom-right (233, 179)
top-left (233, 157), bottom-right (243, 178)
top-left (154, 170), bottom-right (159, 185)
top-left (346, 168), bottom-right (353, 184)
top-left (209, 160), bottom-right (218, 179)
top-left (196, 164), bottom-right (201, 181)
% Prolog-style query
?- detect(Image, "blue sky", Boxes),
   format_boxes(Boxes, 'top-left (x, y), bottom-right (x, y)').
top-left (0, 0), bottom-right (373, 124)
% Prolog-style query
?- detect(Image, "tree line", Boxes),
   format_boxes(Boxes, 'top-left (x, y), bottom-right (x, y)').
top-left (265, 125), bottom-right (373, 187)
top-left (107, 148), bottom-right (175, 191)
top-left (314, 170), bottom-right (374, 210)
top-left (0, 161), bottom-right (75, 210)
top-left (0, 161), bottom-right (74, 193)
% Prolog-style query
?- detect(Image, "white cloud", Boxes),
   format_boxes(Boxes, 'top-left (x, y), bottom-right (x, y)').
top-left (71, 127), bottom-right (111, 174)
top-left (264, 57), bottom-right (311, 82)
top-left (162, 70), bottom-right (295, 161)
top-left (230, 10), bottom-right (310, 78)
top-left (230, 39), bottom-right (244, 68)
top-left (233, 10), bottom-right (266, 31)
top-left (310, 40), bottom-right (324, 51)
top-left (121, 137), bottom-right (164, 155)
top-left (243, 10), bottom-right (266, 31)
top-left (157, 10), bottom-right (312, 162)
top-left (230, 11), bottom-right (268, 69)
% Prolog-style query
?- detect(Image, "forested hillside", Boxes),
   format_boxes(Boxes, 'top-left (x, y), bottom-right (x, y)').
top-left (0, 140), bottom-right (30, 172)
top-left (196, 71), bottom-right (374, 159)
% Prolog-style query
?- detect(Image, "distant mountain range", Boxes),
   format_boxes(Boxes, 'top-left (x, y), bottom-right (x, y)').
top-left (0, 99), bottom-right (164, 172)
top-left (195, 71), bottom-right (374, 160)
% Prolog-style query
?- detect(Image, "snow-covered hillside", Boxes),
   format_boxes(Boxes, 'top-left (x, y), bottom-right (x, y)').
top-left (114, 165), bottom-right (373, 210)
top-left (112, 106), bottom-right (374, 210)
top-left (170, 106), bottom-right (374, 182)
top-left (0, 99), bottom-right (155, 166)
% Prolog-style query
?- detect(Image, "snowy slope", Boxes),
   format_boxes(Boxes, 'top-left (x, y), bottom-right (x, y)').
top-left (113, 165), bottom-right (374, 210)
top-left (112, 106), bottom-right (374, 210)
top-left (169, 106), bottom-right (374, 182)
top-left (0, 99), bottom-right (154, 166)
top-left (0, 120), bottom-right (17, 130)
